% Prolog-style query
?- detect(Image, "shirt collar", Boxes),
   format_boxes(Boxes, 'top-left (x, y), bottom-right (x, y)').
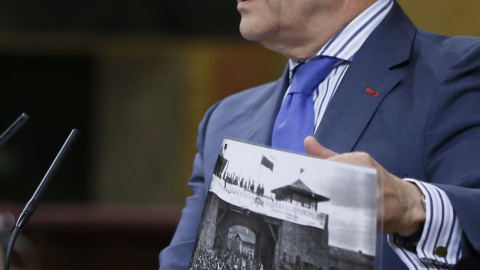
top-left (289, 0), bottom-right (393, 75)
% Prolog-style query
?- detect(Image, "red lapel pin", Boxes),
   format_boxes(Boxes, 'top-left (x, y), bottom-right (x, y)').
top-left (366, 88), bottom-right (379, 97)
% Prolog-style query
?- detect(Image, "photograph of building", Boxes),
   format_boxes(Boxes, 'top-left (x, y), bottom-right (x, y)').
top-left (189, 138), bottom-right (377, 270)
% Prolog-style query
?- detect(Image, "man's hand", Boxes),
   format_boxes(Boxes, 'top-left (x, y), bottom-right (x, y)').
top-left (304, 136), bottom-right (426, 237)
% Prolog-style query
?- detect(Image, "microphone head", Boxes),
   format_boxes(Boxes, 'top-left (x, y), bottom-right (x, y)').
top-left (0, 113), bottom-right (29, 148)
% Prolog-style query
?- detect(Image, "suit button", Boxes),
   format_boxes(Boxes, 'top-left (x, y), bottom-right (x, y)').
top-left (435, 246), bottom-right (448, 257)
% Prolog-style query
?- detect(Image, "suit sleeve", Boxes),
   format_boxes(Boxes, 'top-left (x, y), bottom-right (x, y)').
top-left (159, 102), bottom-right (220, 270)
top-left (423, 41), bottom-right (480, 259)
top-left (388, 39), bottom-right (480, 268)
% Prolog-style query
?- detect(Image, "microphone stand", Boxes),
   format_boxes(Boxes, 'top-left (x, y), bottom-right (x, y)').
top-left (3, 129), bottom-right (79, 270)
top-left (0, 113), bottom-right (29, 267)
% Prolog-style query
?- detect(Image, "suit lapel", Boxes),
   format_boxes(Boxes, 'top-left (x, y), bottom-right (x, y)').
top-left (243, 66), bottom-right (289, 146)
top-left (314, 53), bottom-right (402, 153)
top-left (314, 1), bottom-right (417, 153)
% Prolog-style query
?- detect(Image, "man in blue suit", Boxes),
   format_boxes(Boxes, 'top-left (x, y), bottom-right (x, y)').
top-left (160, 0), bottom-right (480, 269)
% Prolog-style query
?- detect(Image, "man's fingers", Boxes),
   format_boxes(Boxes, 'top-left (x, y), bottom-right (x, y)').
top-left (304, 136), bottom-right (337, 158)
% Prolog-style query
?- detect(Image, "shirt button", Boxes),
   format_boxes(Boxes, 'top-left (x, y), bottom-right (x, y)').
top-left (435, 246), bottom-right (448, 257)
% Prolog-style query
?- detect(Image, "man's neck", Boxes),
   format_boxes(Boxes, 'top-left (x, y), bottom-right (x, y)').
top-left (264, 0), bottom-right (378, 61)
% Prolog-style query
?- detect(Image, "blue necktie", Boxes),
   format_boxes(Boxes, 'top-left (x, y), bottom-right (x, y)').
top-left (272, 57), bottom-right (338, 153)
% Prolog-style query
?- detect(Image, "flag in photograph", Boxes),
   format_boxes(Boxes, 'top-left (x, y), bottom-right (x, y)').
top-left (260, 156), bottom-right (274, 171)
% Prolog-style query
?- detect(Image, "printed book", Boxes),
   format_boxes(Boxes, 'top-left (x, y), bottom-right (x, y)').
top-left (189, 138), bottom-right (380, 270)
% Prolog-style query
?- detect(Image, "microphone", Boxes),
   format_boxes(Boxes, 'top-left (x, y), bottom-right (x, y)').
top-left (0, 113), bottom-right (29, 148)
top-left (3, 129), bottom-right (80, 270)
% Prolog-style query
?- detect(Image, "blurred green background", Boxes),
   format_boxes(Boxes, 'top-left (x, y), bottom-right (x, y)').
top-left (0, 0), bottom-right (479, 269)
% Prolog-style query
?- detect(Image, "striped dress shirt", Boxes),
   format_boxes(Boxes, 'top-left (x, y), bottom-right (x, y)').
top-left (285, 0), bottom-right (463, 269)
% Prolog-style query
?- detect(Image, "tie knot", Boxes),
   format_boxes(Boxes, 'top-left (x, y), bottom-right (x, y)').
top-left (290, 56), bottom-right (338, 95)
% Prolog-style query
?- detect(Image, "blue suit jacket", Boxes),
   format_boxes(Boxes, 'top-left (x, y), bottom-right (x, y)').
top-left (160, 2), bottom-right (480, 269)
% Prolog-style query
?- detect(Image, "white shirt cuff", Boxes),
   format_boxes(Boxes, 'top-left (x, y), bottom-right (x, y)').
top-left (388, 179), bottom-right (463, 268)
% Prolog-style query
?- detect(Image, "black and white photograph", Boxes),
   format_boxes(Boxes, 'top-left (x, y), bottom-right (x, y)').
top-left (189, 138), bottom-right (380, 270)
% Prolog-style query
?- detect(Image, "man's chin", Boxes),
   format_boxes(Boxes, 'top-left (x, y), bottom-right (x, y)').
top-left (239, 32), bottom-right (259, 42)
top-left (239, 22), bottom-right (264, 42)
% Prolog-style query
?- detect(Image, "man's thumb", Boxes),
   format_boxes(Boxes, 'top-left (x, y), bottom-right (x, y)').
top-left (304, 136), bottom-right (337, 158)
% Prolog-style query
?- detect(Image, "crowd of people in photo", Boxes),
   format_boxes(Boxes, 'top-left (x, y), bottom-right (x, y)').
top-left (220, 171), bottom-right (266, 197)
top-left (190, 246), bottom-right (264, 270)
